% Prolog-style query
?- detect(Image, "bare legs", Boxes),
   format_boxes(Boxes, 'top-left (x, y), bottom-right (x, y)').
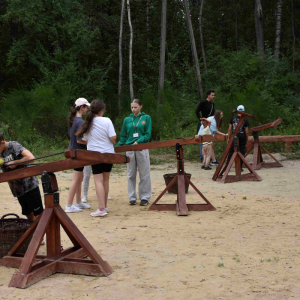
top-left (103, 172), bottom-right (110, 208)
top-left (67, 170), bottom-right (83, 205)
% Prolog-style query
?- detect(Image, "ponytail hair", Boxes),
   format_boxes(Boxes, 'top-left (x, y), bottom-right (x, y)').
top-left (76, 99), bottom-right (105, 138)
top-left (68, 105), bottom-right (81, 128)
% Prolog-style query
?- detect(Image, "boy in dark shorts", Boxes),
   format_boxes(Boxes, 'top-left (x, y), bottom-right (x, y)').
top-left (227, 105), bottom-right (249, 170)
top-left (0, 133), bottom-right (44, 221)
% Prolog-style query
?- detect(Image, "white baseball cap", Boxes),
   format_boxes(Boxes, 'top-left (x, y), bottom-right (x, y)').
top-left (75, 98), bottom-right (90, 107)
top-left (237, 105), bottom-right (245, 112)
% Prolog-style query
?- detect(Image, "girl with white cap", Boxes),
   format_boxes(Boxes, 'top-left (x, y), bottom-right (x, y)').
top-left (65, 98), bottom-right (92, 213)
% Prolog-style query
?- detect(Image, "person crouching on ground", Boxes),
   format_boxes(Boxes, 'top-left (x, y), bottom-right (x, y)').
top-left (200, 118), bottom-right (213, 170)
top-left (76, 99), bottom-right (116, 217)
top-left (0, 133), bottom-right (44, 221)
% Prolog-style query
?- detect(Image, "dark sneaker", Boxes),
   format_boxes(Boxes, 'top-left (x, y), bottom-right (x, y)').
top-left (211, 160), bottom-right (219, 165)
top-left (140, 200), bottom-right (149, 206)
top-left (241, 168), bottom-right (244, 172)
top-left (204, 166), bottom-right (212, 170)
top-left (201, 165), bottom-right (205, 169)
top-left (129, 200), bottom-right (137, 205)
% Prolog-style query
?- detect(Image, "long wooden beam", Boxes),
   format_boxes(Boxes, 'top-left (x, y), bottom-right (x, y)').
top-left (248, 119), bottom-right (282, 133)
top-left (247, 135), bottom-right (300, 143)
top-left (0, 150), bottom-right (128, 184)
top-left (115, 134), bottom-right (227, 152)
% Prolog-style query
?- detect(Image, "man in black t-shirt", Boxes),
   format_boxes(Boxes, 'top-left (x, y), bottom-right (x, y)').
top-left (227, 105), bottom-right (249, 167)
top-left (195, 90), bottom-right (215, 161)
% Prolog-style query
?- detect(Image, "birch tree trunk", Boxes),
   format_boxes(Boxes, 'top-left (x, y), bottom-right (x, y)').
top-left (274, 0), bottom-right (283, 59)
top-left (127, 0), bottom-right (135, 101)
top-left (158, 0), bottom-right (167, 104)
top-left (183, 0), bottom-right (203, 100)
top-left (291, 0), bottom-right (295, 72)
top-left (198, 0), bottom-right (207, 72)
top-left (118, 0), bottom-right (126, 115)
top-left (254, 0), bottom-right (264, 57)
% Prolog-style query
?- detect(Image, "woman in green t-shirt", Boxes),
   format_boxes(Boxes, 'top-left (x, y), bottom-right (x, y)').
top-left (116, 99), bottom-right (152, 206)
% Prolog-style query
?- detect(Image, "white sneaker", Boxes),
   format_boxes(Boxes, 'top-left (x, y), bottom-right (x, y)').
top-left (107, 197), bottom-right (112, 200)
top-left (82, 196), bottom-right (88, 203)
top-left (90, 209), bottom-right (108, 217)
top-left (65, 205), bottom-right (82, 213)
top-left (75, 202), bottom-right (91, 209)
top-left (105, 207), bottom-right (109, 213)
top-left (41, 239), bottom-right (45, 245)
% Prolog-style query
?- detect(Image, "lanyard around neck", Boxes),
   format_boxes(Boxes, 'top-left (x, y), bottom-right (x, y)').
top-left (132, 115), bottom-right (142, 132)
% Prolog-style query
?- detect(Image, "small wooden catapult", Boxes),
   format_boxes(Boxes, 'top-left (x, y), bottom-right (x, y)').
top-left (0, 150), bottom-right (129, 288)
top-left (245, 119), bottom-right (283, 170)
top-left (213, 110), bottom-right (262, 183)
top-left (116, 134), bottom-right (227, 216)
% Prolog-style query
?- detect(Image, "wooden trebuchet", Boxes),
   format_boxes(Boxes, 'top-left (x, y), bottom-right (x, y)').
top-left (115, 135), bottom-right (227, 216)
top-left (0, 150), bottom-right (129, 289)
top-left (245, 119), bottom-right (283, 170)
top-left (212, 110), bottom-right (261, 183)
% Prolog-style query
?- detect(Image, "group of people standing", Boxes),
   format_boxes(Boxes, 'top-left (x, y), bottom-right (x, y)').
top-left (66, 98), bottom-right (152, 217)
top-left (195, 90), bottom-right (249, 170)
top-left (0, 91), bottom-right (249, 222)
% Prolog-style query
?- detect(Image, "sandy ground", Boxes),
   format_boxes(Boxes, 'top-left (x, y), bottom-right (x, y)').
top-left (0, 152), bottom-right (300, 300)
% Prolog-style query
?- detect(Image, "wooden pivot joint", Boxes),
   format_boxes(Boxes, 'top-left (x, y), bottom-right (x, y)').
top-left (148, 143), bottom-right (216, 216)
top-left (213, 110), bottom-right (262, 183)
top-left (0, 172), bottom-right (113, 289)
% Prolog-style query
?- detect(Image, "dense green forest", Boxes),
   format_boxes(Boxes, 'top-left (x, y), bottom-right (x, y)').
top-left (0, 0), bottom-right (299, 158)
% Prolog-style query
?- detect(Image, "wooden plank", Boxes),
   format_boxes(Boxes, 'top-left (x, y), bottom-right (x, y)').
top-left (115, 134), bottom-right (226, 153)
top-left (56, 261), bottom-right (105, 276)
top-left (64, 150), bottom-right (129, 164)
top-left (248, 119), bottom-right (282, 133)
top-left (0, 151), bottom-right (128, 184)
top-left (176, 175), bottom-right (188, 216)
top-left (247, 135), bottom-right (300, 143)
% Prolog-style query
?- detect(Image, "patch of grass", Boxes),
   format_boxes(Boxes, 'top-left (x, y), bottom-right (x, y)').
top-left (217, 262), bottom-right (224, 267)
top-left (233, 253), bottom-right (240, 262)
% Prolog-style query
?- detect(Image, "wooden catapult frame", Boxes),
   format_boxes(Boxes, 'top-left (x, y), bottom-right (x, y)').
top-left (245, 119), bottom-right (283, 170)
top-left (0, 150), bottom-right (129, 289)
top-left (116, 134), bottom-right (227, 216)
top-left (212, 111), bottom-right (282, 183)
top-left (212, 110), bottom-right (262, 183)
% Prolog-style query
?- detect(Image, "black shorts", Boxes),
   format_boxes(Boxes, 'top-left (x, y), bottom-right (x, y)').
top-left (17, 187), bottom-right (44, 217)
top-left (92, 163), bottom-right (113, 175)
top-left (74, 167), bottom-right (84, 172)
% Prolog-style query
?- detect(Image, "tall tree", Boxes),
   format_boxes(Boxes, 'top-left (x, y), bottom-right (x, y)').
top-left (127, 0), bottom-right (135, 101)
top-left (291, 0), bottom-right (296, 72)
top-left (198, 0), bottom-right (207, 72)
top-left (158, 0), bottom-right (167, 104)
top-left (254, 0), bottom-right (264, 56)
top-left (274, 0), bottom-right (283, 59)
top-left (183, 0), bottom-right (203, 100)
top-left (118, 0), bottom-right (126, 115)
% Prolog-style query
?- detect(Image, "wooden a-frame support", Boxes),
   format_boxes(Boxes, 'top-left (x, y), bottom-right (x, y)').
top-left (245, 130), bottom-right (283, 170)
top-left (213, 110), bottom-right (261, 183)
top-left (0, 172), bottom-right (112, 288)
top-left (148, 143), bottom-right (216, 215)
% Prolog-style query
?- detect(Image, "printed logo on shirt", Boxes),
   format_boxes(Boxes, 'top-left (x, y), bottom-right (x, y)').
top-left (4, 154), bottom-right (13, 163)
top-left (141, 121), bottom-right (146, 125)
